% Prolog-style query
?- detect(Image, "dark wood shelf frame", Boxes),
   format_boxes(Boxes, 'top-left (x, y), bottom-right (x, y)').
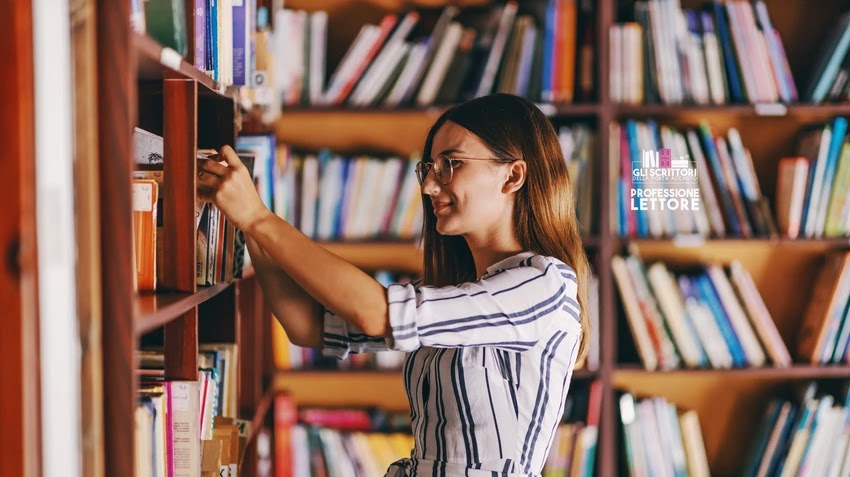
top-left (135, 283), bottom-right (233, 335)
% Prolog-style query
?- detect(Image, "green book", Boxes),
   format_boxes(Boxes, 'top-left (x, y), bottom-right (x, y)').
top-left (144, 0), bottom-right (187, 57)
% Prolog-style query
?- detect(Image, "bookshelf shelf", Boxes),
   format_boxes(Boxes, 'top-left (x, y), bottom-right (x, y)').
top-left (281, 102), bottom-right (599, 117)
top-left (614, 364), bottom-right (850, 380)
top-left (133, 32), bottom-right (233, 99)
top-left (614, 102), bottom-right (850, 118)
top-left (274, 368), bottom-right (600, 413)
top-left (134, 282), bottom-right (234, 336)
top-left (320, 241), bottom-right (423, 273)
top-left (625, 236), bottom-right (850, 250)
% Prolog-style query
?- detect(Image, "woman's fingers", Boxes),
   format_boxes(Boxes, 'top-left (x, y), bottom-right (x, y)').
top-left (198, 158), bottom-right (228, 176)
top-left (197, 170), bottom-right (220, 188)
top-left (219, 145), bottom-right (244, 170)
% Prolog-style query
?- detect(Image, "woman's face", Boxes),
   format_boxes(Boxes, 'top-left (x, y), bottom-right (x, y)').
top-left (422, 121), bottom-right (515, 237)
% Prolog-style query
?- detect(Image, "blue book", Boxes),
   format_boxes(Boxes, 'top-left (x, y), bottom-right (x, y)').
top-left (626, 120), bottom-right (648, 237)
top-left (694, 273), bottom-right (747, 367)
top-left (193, 0), bottom-right (207, 70)
top-left (698, 123), bottom-right (740, 236)
top-left (712, 0), bottom-right (745, 102)
top-left (540, 0), bottom-right (556, 101)
top-left (814, 117), bottom-right (848, 236)
top-left (805, 12), bottom-right (850, 103)
top-left (231, 0), bottom-right (246, 85)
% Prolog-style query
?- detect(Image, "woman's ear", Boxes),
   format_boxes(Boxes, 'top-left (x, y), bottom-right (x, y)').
top-left (502, 160), bottom-right (527, 194)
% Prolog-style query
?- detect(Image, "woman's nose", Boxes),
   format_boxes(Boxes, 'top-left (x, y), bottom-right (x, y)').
top-left (421, 167), bottom-right (441, 196)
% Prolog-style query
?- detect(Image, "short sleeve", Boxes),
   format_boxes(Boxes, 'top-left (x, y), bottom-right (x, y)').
top-left (385, 255), bottom-right (579, 353)
top-left (321, 307), bottom-right (390, 360)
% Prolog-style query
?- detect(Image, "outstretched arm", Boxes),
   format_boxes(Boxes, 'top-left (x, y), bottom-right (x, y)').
top-left (198, 146), bottom-right (390, 337)
top-left (246, 236), bottom-right (323, 347)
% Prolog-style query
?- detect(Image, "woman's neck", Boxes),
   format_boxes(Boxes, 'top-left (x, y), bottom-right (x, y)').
top-left (464, 234), bottom-right (525, 279)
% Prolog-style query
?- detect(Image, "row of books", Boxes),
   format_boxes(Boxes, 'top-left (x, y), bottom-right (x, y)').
top-left (619, 393), bottom-right (710, 477)
top-left (777, 117), bottom-right (850, 240)
top-left (132, 0), bottom-right (257, 87)
top-left (274, 396), bottom-right (415, 477)
top-left (132, 128), bottom-right (251, 290)
top-left (273, 380), bottom-right (601, 477)
top-left (272, 270), bottom-right (601, 372)
top-left (135, 344), bottom-right (244, 477)
top-left (544, 380), bottom-right (602, 477)
top-left (610, 0), bottom-right (797, 105)
top-left (274, 0), bottom-right (594, 108)
top-left (614, 116), bottom-right (850, 240)
top-left (743, 381), bottom-right (850, 477)
top-left (612, 247), bottom-right (791, 371)
top-left (237, 122), bottom-right (595, 243)
top-left (613, 119), bottom-right (777, 239)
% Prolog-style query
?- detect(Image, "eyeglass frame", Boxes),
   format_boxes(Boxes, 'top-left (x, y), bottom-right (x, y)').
top-left (415, 154), bottom-right (517, 186)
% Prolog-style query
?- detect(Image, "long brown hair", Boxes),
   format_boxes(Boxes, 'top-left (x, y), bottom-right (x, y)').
top-left (419, 93), bottom-right (591, 362)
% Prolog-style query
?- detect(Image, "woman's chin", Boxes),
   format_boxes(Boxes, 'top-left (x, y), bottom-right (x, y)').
top-left (435, 217), bottom-right (461, 236)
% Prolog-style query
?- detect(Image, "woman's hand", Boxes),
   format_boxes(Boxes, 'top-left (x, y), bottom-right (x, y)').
top-left (197, 145), bottom-right (271, 232)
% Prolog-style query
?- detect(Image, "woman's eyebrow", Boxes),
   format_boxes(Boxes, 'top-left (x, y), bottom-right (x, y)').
top-left (437, 148), bottom-right (464, 156)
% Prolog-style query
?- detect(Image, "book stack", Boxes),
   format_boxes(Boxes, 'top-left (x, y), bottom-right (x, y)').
top-left (609, 0), bottom-right (796, 105)
top-left (274, 0), bottom-right (596, 108)
top-left (619, 393), bottom-right (711, 477)
top-left (612, 247), bottom-right (791, 370)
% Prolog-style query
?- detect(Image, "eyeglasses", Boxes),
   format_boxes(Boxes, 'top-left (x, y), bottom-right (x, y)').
top-left (415, 154), bottom-right (515, 185)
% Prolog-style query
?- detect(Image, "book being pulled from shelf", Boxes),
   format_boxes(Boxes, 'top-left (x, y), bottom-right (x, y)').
top-left (613, 245), bottom-right (791, 371)
top-left (273, 0), bottom-right (596, 109)
top-left (132, 128), bottom-right (254, 288)
top-left (610, 0), bottom-right (797, 106)
top-left (612, 119), bottom-right (777, 239)
top-left (619, 392), bottom-right (710, 477)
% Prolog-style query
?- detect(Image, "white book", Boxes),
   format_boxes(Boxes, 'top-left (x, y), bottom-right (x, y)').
top-left (804, 126), bottom-right (833, 237)
top-left (609, 25), bottom-right (622, 103)
top-left (316, 156), bottom-right (344, 241)
top-left (383, 41), bottom-right (429, 107)
top-left (475, 1), bottom-right (518, 97)
top-left (323, 25), bottom-right (381, 105)
top-left (706, 264), bottom-right (767, 367)
top-left (299, 155), bottom-right (319, 239)
top-left (647, 263), bottom-right (705, 368)
top-left (352, 11), bottom-right (419, 105)
top-left (685, 296), bottom-right (734, 369)
top-left (703, 26), bottom-right (728, 104)
top-left (309, 11), bottom-right (328, 105)
top-left (416, 22), bottom-right (463, 106)
top-left (611, 256), bottom-right (659, 370)
top-left (685, 130), bottom-right (725, 236)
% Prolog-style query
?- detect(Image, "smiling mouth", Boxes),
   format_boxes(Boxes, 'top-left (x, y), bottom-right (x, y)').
top-left (433, 202), bottom-right (453, 213)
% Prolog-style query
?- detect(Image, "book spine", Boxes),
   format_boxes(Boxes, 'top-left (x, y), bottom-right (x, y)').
top-left (231, 0), bottom-right (246, 85)
top-left (195, 0), bottom-right (207, 70)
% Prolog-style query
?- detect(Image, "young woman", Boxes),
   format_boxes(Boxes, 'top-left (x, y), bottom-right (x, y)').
top-left (198, 93), bottom-right (591, 476)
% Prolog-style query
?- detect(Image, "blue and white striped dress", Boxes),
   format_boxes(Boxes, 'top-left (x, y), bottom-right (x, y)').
top-left (323, 252), bottom-right (582, 477)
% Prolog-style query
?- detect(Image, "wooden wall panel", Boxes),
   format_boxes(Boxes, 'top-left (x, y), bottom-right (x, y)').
top-left (0, 1), bottom-right (41, 476)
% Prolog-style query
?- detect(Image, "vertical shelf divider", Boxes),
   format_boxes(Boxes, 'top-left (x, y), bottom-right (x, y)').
top-left (96, 0), bottom-right (135, 474)
top-left (162, 78), bottom-right (199, 380)
top-left (597, 1), bottom-right (617, 476)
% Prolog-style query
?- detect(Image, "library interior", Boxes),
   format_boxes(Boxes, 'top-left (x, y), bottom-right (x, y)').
top-left (6, 0), bottom-right (850, 476)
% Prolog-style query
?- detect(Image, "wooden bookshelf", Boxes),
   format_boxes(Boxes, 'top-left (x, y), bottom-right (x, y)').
top-left (91, 1), bottom-right (275, 476)
top-left (265, 0), bottom-right (850, 476)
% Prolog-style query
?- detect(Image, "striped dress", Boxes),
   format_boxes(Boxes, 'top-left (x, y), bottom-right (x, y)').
top-left (322, 251), bottom-right (582, 477)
